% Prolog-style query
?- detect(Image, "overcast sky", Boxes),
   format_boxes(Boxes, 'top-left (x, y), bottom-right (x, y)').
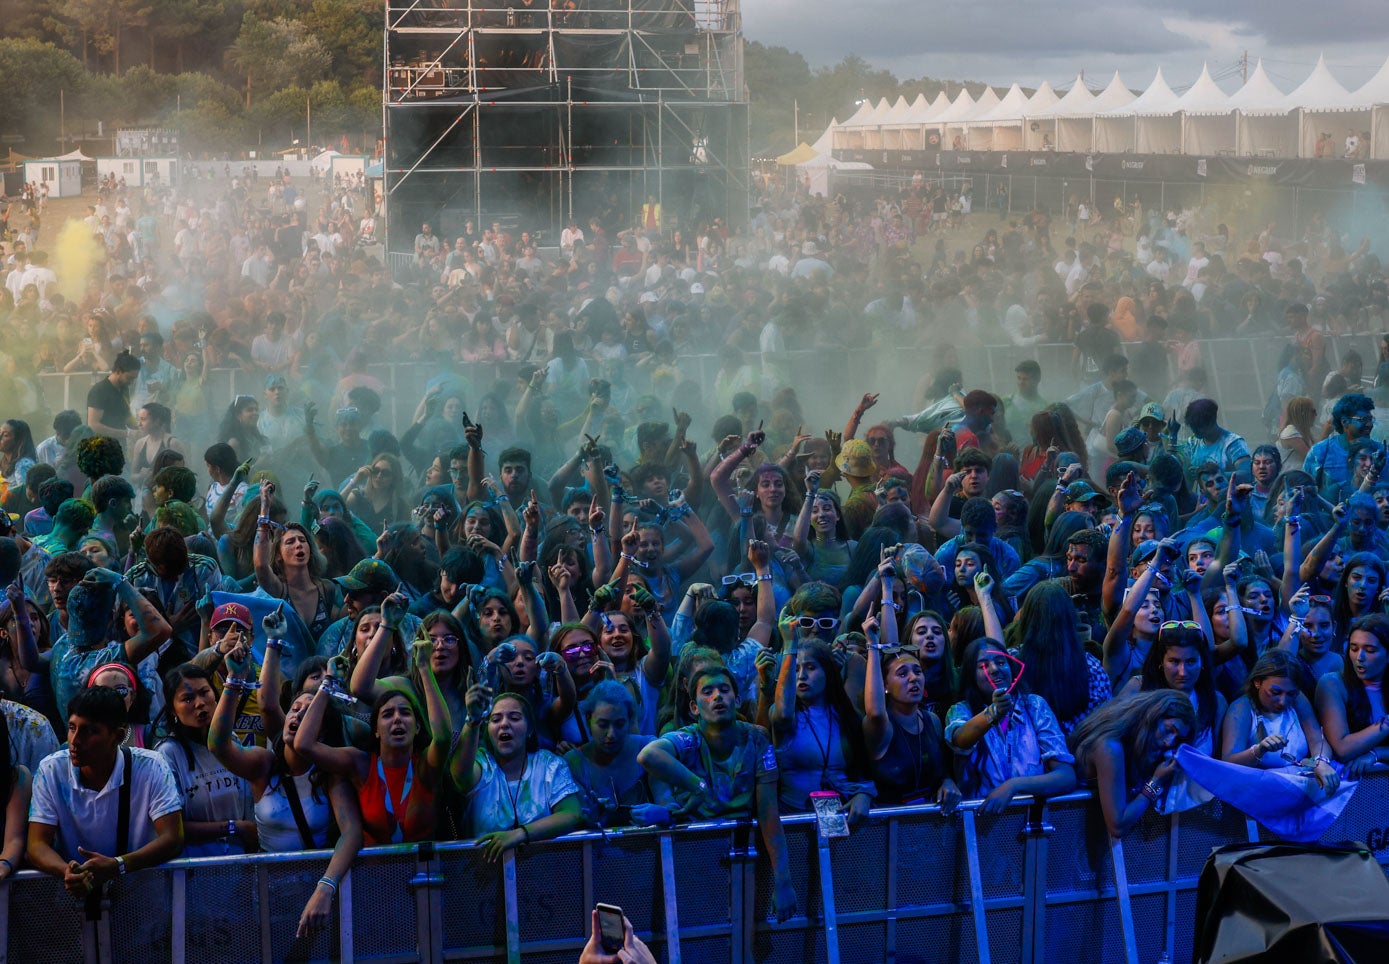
top-left (742, 1), bottom-right (1389, 96)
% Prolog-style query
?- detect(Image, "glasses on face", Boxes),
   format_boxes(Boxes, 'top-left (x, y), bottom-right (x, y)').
top-left (722, 573), bottom-right (758, 587)
top-left (561, 642), bottom-right (595, 660)
top-left (370, 467), bottom-right (392, 478)
top-left (107, 685), bottom-right (132, 698)
top-left (795, 616), bottom-right (840, 631)
top-left (430, 634), bottom-right (459, 647)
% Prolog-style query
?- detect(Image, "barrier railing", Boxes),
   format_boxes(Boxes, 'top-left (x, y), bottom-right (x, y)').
top-left (6, 767), bottom-right (1385, 963)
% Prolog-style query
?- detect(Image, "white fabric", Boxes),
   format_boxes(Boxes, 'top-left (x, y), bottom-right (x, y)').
top-left (467, 749), bottom-right (579, 836)
top-left (29, 746), bottom-right (183, 862)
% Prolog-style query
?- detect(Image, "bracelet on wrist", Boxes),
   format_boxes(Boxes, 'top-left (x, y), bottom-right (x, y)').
top-left (755, 572), bottom-right (773, 581)
top-left (1138, 781), bottom-right (1162, 803)
top-left (265, 638), bottom-right (289, 654)
top-left (224, 678), bottom-right (262, 692)
top-left (590, 525), bottom-right (605, 535)
top-left (317, 876), bottom-right (338, 895)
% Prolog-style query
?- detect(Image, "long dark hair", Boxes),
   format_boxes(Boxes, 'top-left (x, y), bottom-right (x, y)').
top-left (1006, 580), bottom-right (1089, 724)
top-left (314, 516), bottom-right (367, 577)
top-left (217, 396), bottom-right (268, 453)
top-left (1333, 552), bottom-right (1387, 635)
top-left (1068, 691), bottom-right (1197, 787)
top-left (270, 689), bottom-right (340, 804)
top-left (844, 527), bottom-right (901, 589)
top-left (956, 637), bottom-right (1025, 714)
top-left (1344, 614), bottom-right (1389, 730)
top-left (156, 663), bottom-right (217, 769)
top-left (793, 641), bottom-right (871, 781)
top-left (1137, 623), bottom-right (1217, 736)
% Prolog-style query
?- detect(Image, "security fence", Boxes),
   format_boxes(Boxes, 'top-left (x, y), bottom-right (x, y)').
top-left (32, 331), bottom-right (1377, 454)
top-left (6, 767), bottom-right (1385, 964)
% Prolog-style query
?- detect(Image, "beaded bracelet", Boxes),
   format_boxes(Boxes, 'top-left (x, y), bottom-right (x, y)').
top-left (224, 678), bottom-right (261, 692)
top-left (265, 638), bottom-right (290, 655)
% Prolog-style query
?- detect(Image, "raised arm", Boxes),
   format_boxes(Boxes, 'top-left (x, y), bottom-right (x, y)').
top-left (448, 679), bottom-right (492, 794)
top-left (632, 587), bottom-right (671, 688)
top-left (1101, 541), bottom-right (1173, 683)
top-left (413, 636), bottom-right (453, 784)
top-left (747, 539), bottom-right (777, 648)
top-left (792, 468), bottom-right (819, 556)
top-left (1103, 472), bottom-right (1143, 619)
top-left (97, 570), bottom-right (171, 665)
top-left (710, 426), bottom-right (765, 522)
top-left (211, 458), bottom-right (254, 538)
top-left (6, 580), bottom-right (48, 671)
top-left (926, 471), bottom-right (963, 539)
top-left (464, 418), bottom-right (486, 503)
top-left (292, 682), bottom-right (368, 778)
top-left (843, 393), bottom-right (878, 444)
top-left (208, 646), bottom-right (274, 785)
top-left (349, 592), bottom-right (409, 703)
top-left (862, 562), bottom-right (899, 757)
top-left (252, 484), bottom-right (288, 596)
top-left (974, 572), bottom-right (1005, 642)
top-left (670, 507), bottom-right (715, 581)
top-left (1281, 503), bottom-right (1303, 608)
top-left (1299, 503), bottom-right (1346, 586)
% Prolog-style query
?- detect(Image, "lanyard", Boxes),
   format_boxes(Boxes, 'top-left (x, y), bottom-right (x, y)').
top-left (378, 757), bottom-right (414, 843)
top-left (798, 707), bottom-right (835, 789)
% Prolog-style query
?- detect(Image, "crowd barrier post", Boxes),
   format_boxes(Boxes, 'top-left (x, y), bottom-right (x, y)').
top-left (1106, 836), bottom-right (1140, 964)
top-left (813, 835), bottom-right (841, 964)
top-left (1019, 802), bottom-right (1052, 964)
top-left (337, 868), bottom-right (356, 964)
top-left (407, 841), bottom-right (446, 964)
top-left (730, 821), bottom-right (758, 964)
top-left (961, 807), bottom-right (993, 964)
top-left (500, 846), bottom-right (522, 964)
top-left (658, 833), bottom-right (684, 964)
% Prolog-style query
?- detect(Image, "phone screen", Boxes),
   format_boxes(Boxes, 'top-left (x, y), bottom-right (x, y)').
top-left (596, 903), bottom-right (624, 953)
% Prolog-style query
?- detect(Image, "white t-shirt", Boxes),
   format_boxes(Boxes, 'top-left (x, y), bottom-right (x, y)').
top-left (157, 740), bottom-right (253, 858)
top-left (467, 749), bottom-right (579, 837)
top-left (30, 746), bottom-right (183, 862)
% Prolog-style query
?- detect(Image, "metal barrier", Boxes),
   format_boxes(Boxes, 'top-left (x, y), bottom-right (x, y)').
top-left (5, 767), bottom-right (1386, 963)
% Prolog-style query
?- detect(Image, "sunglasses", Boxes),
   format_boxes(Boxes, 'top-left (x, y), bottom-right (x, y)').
top-left (561, 642), bottom-right (595, 660)
top-left (108, 685), bottom-right (133, 698)
top-left (370, 467), bottom-right (393, 478)
top-left (1159, 620), bottom-right (1201, 632)
top-left (795, 616), bottom-right (840, 631)
top-left (722, 573), bottom-right (758, 587)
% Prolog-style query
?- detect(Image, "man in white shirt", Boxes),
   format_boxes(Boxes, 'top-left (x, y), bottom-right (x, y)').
top-left (20, 251), bottom-right (57, 303)
top-left (1146, 247), bottom-right (1171, 283)
top-left (1183, 241), bottom-right (1209, 288)
top-left (26, 687), bottom-right (184, 899)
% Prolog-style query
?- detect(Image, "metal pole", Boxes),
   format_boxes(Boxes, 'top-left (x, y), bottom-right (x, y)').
top-left (658, 834), bottom-right (683, 964)
top-left (962, 809), bottom-right (993, 964)
top-left (816, 836), bottom-right (842, 964)
top-left (1109, 837), bottom-right (1140, 964)
top-left (502, 849), bottom-right (522, 964)
top-left (339, 868), bottom-right (356, 964)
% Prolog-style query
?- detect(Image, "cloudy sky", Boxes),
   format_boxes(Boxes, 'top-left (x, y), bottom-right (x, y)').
top-left (742, 1), bottom-right (1389, 95)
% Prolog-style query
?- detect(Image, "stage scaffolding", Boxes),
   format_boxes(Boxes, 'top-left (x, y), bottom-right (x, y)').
top-left (382, 0), bottom-right (749, 253)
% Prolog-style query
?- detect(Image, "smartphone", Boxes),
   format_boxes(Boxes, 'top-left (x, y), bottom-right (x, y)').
top-left (596, 903), bottom-right (624, 953)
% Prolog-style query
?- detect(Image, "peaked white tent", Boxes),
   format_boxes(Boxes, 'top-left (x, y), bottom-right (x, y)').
top-left (1227, 61), bottom-right (1296, 157)
top-left (872, 95), bottom-right (913, 149)
top-left (934, 89), bottom-right (978, 149)
top-left (799, 118), bottom-right (871, 195)
top-left (1283, 55), bottom-right (1365, 157)
top-left (883, 93), bottom-right (930, 149)
top-left (1019, 81), bottom-right (1062, 150)
top-left (1045, 75), bottom-right (1100, 151)
top-left (831, 99), bottom-right (876, 151)
top-left (949, 86), bottom-right (999, 146)
top-left (1350, 56), bottom-right (1389, 157)
top-left (972, 83), bottom-right (1031, 150)
top-left (1176, 64), bottom-right (1235, 155)
top-left (1094, 68), bottom-right (1181, 153)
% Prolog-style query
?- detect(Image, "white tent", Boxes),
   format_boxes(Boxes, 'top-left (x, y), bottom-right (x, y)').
top-left (950, 86), bottom-right (999, 146)
top-left (972, 83), bottom-right (1030, 150)
top-left (1226, 61), bottom-right (1296, 158)
top-left (884, 93), bottom-right (930, 149)
top-left (833, 98), bottom-right (886, 151)
top-left (1176, 64), bottom-right (1235, 155)
top-left (1047, 75), bottom-right (1099, 152)
top-left (934, 89), bottom-right (978, 149)
top-left (1349, 56), bottom-right (1389, 158)
top-left (905, 90), bottom-right (953, 149)
top-left (869, 95), bottom-right (911, 149)
top-left (1019, 81), bottom-right (1062, 150)
top-left (1097, 67), bottom-right (1181, 153)
top-left (799, 119), bottom-right (872, 195)
top-left (1282, 55), bottom-right (1365, 157)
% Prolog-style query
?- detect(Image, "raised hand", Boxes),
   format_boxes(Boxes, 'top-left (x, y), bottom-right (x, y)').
top-left (262, 601), bottom-right (289, 638)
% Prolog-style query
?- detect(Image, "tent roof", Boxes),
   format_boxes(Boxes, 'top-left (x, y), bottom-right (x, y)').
top-left (1090, 72), bottom-right (1135, 113)
top-left (863, 97), bottom-right (894, 124)
top-left (776, 142), bottom-right (819, 165)
top-left (1175, 63), bottom-right (1232, 116)
top-left (1114, 67), bottom-right (1180, 116)
top-left (839, 100), bottom-right (876, 128)
top-left (810, 118), bottom-right (838, 155)
top-left (1043, 74), bottom-right (1098, 117)
top-left (965, 86), bottom-right (1000, 121)
top-left (54, 150), bottom-right (93, 162)
top-left (977, 83), bottom-right (1031, 124)
top-left (935, 88), bottom-right (978, 123)
top-left (1023, 81), bottom-right (1061, 116)
top-left (1225, 60), bottom-right (1288, 115)
top-left (1282, 54), bottom-right (1353, 111)
top-left (909, 90), bottom-right (953, 123)
top-left (1348, 55), bottom-right (1389, 108)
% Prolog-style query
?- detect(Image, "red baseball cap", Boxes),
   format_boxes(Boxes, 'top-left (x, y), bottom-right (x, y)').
top-left (211, 602), bottom-right (253, 630)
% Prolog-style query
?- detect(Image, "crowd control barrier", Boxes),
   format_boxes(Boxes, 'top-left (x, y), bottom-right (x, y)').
top-left (5, 767), bottom-right (1385, 964)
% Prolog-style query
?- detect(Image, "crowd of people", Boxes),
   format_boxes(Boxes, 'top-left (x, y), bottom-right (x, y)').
top-left (0, 167), bottom-right (1387, 952)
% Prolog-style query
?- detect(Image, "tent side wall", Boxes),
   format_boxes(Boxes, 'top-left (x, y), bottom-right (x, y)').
top-left (1135, 116), bottom-right (1181, 154)
top-left (1093, 116), bottom-right (1134, 153)
top-left (991, 124), bottom-right (1024, 150)
top-left (1056, 117), bottom-right (1093, 152)
top-left (1182, 114), bottom-right (1236, 155)
top-left (330, 155), bottom-right (368, 178)
top-left (1236, 115), bottom-right (1298, 158)
top-left (1298, 108), bottom-right (1373, 157)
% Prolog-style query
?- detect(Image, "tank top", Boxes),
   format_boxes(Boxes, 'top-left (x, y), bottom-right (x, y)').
top-left (256, 770), bottom-right (333, 852)
top-left (871, 712), bottom-right (947, 806)
top-left (1365, 681), bottom-right (1388, 725)
top-left (359, 754), bottom-right (436, 845)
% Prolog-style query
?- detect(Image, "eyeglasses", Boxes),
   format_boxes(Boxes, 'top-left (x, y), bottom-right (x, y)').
top-left (429, 634), bottom-right (459, 647)
top-left (1308, 594), bottom-right (1332, 606)
top-left (1159, 620), bottom-right (1201, 632)
top-left (722, 573), bottom-right (758, 587)
top-left (561, 642), bottom-right (595, 660)
top-left (370, 467), bottom-right (393, 478)
top-left (108, 685), bottom-right (132, 698)
top-left (795, 616), bottom-right (840, 631)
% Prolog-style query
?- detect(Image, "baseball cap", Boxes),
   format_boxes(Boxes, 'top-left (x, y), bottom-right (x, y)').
top-left (211, 602), bottom-right (253, 630)
top-left (1128, 540), bottom-right (1161, 568)
top-left (1114, 427), bottom-right (1147, 457)
top-left (1135, 402), bottom-right (1165, 426)
top-left (1064, 481), bottom-right (1104, 504)
top-left (336, 559), bottom-right (398, 595)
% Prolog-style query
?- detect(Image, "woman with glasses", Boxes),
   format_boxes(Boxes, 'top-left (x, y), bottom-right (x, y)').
top-left (946, 636), bottom-right (1077, 812)
top-left (1221, 650), bottom-right (1340, 793)
top-left (791, 468), bottom-right (856, 587)
top-left (343, 453), bottom-right (411, 534)
top-left (351, 605), bottom-right (474, 737)
top-left (85, 662), bottom-right (155, 748)
top-left (1316, 613), bottom-right (1389, 777)
top-left (862, 559), bottom-right (960, 810)
top-left (1068, 691), bottom-right (1197, 837)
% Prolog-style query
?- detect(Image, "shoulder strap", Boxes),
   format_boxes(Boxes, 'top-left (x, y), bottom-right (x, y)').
top-left (117, 747), bottom-right (133, 856)
top-left (279, 769), bottom-right (318, 851)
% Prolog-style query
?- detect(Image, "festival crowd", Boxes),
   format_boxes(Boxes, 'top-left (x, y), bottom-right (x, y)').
top-left (0, 170), bottom-right (1387, 950)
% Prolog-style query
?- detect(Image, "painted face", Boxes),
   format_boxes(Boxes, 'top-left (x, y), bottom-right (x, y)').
top-left (500, 461), bottom-right (530, 499)
top-left (503, 637), bottom-right (539, 686)
top-left (1346, 565), bottom-right (1381, 613)
top-left (1320, 551), bottom-right (1344, 585)
top-left (80, 539), bottom-right (112, 568)
top-left (795, 654), bottom-right (827, 702)
top-left (810, 495), bottom-right (839, 533)
top-left (756, 471), bottom-right (785, 511)
top-left (1254, 675), bottom-right (1298, 715)
top-left (636, 527), bottom-right (663, 565)
top-left (280, 529), bottom-right (311, 567)
top-left (464, 507), bottom-right (491, 539)
top-left (1349, 507), bottom-right (1378, 548)
top-left (1347, 629), bottom-right (1389, 684)
top-left (600, 612), bottom-right (637, 666)
top-left (558, 631), bottom-right (597, 678)
top-left (729, 586), bottom-right (756, 636)
top-left (955, 550), bottom-right (982, 584)
top-left (1186, 544), bottom-right (1215, 577)
top-left (587, 700), bottom-right (630, 757)
top-left (1300, 607), bottom-right (1335, 657)
top-left (690, 674), bottom-right (737, 724)
top-left (1146, 716), bottom-right (1191, 765)
top-left (1240, 580), bottom-right (1274, 621)
top-left (974, 649), bottom-right (1012, 695)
